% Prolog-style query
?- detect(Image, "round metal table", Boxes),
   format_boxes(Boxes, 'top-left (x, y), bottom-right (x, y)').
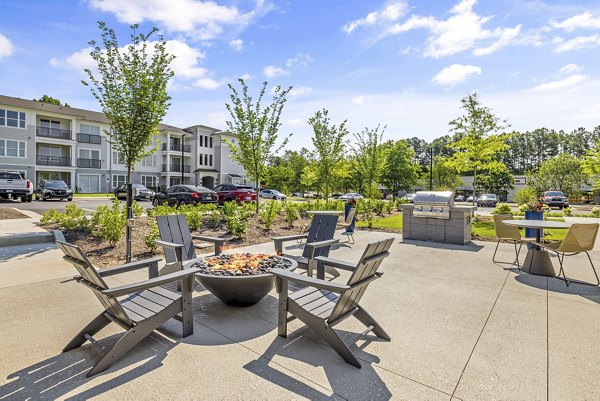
top-left (503, 219), bottom-right (572, 277)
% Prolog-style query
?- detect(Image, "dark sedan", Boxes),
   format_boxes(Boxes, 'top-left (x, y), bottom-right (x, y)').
top-left (35, 180), bottom-right (73, 201)
top-left (152, 185), bottom-right (218, 206)
top-left (114, 184), bottom-right (155, 201)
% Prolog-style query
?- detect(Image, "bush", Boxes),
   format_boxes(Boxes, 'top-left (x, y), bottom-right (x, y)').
top-left (222, 201), bottom-right (251, 237)
top-left (61, 204), bottom-right (89, 230)
top-left (384, 201), bottom-right (394, 215)
top-left (591, 207), bottom-right (600, 218)
top-left (90, 200), bottom-right (126, 245)
top-left (40, 209), bottom-right (62, 224)
top-left (144, 222), bottom-right (160, 252)
top-left (178, 204), bottom-right (204, 231)
top-left (373, 200), bottom-right (385, 216)
top-left (259, 200), bottom-right (281, 230)
top-left (491, 203), bottom-right (513, 215)
top-left (283, 201), bottom-right (299, 227)
top-left (563, 207), bottom-right (572, 217)
top-left (515, 187), bottom-right (537, 205)
top-left (147, 204), bottom-right (177, 217)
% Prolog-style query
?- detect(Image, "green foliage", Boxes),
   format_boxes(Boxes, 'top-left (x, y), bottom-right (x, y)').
top-left (225, 79), bottom-right (292, 214)
top-left (373, 199), bottom-right (385, 216)
top-left (62, 204), bottom-right (89, 230)
top-left (384, 201), bottom-right (394, 214)
top-left (283, 201), bottom-right (299, 227)
top-left (308, 109), bottom-right (348, 203)
top-left (491, 203), bottom-right (513, 215)
top-left (130, 200), bottom-right (143, 218)
top-left (381, 140), bottom-right (419, 198)
top-left (351, 125), bottom-right (386, 195)
top-left (33, 94), bottom-right (70, 107)
top-left (562, 207), bottom-right (572, 217)
top-left (259, 200), bottom-right (281, 230)
top-left (300, 165), bottom-right (319, 193)
top-left (591, 207), bottom-right (600, 218)
top-left (144, 223), bottom-right (160, 252)
top-left (40, 209), bottom-right (62, 224)
top-left (90, 200), bottom-right (126, 246)
top-left (222, 201), bottom-right (252, 237)
top-left (474, 166), bottom-right (514, 195)
top-left (528, 153), bottom-right (589, 197)
top-left (147, 203), bottom-right (177, 217)
top-left (178, 204), bottom-right (204, 231)
top-left (420, 156), bottom-right (464, 191)
top-left (515, 187), bottom-right (537, 205)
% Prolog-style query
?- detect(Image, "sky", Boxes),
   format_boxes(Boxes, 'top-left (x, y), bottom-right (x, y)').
top-left (1, 0), bottom-right (600, 150)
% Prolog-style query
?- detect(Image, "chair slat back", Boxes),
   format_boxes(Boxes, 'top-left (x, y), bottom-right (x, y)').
top-left (157, 214), bottom-right (196, 263)
top-left (56, 240), bottom-right (133, 326)
top-left (493, 214), bottom-right (521, 240)
top-left (328, 238), bottom-right (394, 323)
top-left (559, 223), bottom-right (599, 253)
top-left (302, 214), bottom-right (339, 259)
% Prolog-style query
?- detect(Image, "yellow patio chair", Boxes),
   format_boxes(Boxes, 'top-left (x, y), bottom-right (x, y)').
top-left (536, 223), bottom-right (599, 286)
top-left (493, 214), bottom-right (533, 270)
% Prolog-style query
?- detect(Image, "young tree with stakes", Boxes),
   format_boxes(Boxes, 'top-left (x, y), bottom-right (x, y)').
top-left (83, 22), bottom-right (174, 262)
top-left (351, 125), bottom-right (386, 198)
top-left (225, 79), bottom-right (292, 214)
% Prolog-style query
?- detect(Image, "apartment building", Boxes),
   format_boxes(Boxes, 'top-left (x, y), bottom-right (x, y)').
top-left (0, 95), bottom-right (249, 193)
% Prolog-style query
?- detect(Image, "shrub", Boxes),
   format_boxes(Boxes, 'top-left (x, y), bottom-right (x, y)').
top-left (491, 203), bottom-right (513, 215)
top-left (283, 201), bottom-right (299, 227)
top-left (178, 204), bottom-right (203, 231)
top-left (40, 209), bottom-right (62, 224)
top-left (131, 201), bottom-right (144, 218)
top-left (90, 199), bottom-right (126, 245)
top-left (144, 222), bottom-right (160, 252)
top-left (384, 201), bottom-right (394, 215)
top-left (259, 201), bottom-right (281, 230)
top-left (591, 207), bottom-right (600, 218)
top-left (515, 187), bottom-right (537, 205)
top-left (373, 200), bottom-right (385, 216)
top-left (61, 204), bottom-right (89, 230)
top-left (147, 204), bottom-right (177, 218)
top-left (562, 207), bottom-right (572, 217)
top-left (222, 201), bottom-right (252, 237)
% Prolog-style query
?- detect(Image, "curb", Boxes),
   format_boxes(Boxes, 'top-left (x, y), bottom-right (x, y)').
top-left (1, 232), bottom-right (55, 247)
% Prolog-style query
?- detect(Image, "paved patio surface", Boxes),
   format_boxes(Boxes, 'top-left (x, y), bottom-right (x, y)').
top-left (1, 229), bottom-right (599, 400)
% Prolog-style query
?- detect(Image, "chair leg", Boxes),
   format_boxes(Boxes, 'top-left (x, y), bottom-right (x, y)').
top-left (556, 252), bottom-right (569, 286)
top-left (585, 252), bottom-right (600, 286)
top-left (354, 307), bottom-right (391, 341)
top-left (181, 276), bottom-right (194, 338)
top-left (318, 323), bottom-right (362, 368)
top-left (63, 312), bottom-right (111, 352)
top-left (514, 242), bottom-right (522, 271)
top-left (493, 239), bottom-right (521, 270)
top-left (492, 239), bottom-right (501, 262)
top-left (277, 278), bottom-right (289, 338)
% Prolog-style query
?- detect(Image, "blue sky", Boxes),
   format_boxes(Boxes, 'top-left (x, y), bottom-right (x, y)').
top-left (1, 0), bottom-right (599, 149)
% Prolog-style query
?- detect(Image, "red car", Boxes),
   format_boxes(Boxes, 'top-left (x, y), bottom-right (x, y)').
top-left (212, 184), bottom-right (257, 204)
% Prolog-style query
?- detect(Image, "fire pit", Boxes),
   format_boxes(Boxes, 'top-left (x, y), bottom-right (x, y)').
top-left (187, 253), bottom-right (297, 307)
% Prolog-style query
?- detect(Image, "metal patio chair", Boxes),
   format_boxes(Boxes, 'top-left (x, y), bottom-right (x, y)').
top-left (492, 214), bottom-right (534, 270)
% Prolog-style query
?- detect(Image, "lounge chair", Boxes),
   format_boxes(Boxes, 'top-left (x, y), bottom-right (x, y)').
top-left (56, 237), bottom-right (199, 376)
top-left (272, 237), bottom-right (394, 368)
top-left (341, 207), bottom-right (356, 244)
top-left (272, 213), bottom-right (340, 277)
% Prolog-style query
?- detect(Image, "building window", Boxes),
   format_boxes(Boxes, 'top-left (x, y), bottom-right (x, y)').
top-left (204, 154), bottom-right (208, 166)
top-left (112, 174), bottom-right (126, 188)
top-left (210, 137), bottom-right (213, 148)
top-left (199, 153), bottom-right (203, 165)
top-left (79, 148), bottom-right (100, 160)
top-left (79, 124), bottom-right (101, 144)
top-left (78, 174), bottom-right (101, 193)
top-left (0, 109), bottom-right (25, 128)
top-left (141, 154), bottom-right (156, 167)
top-left (142, 175), bottom-right (158, 188)
top-left (199, 135), bottom-right (203, 147)
top-left (80, 124), bottom-right (100, 136)
top-left (0, 139), bottom-right (26, 157)
top-left (209, 154), bottom-right (213, 166)
top-left (112, 151), bottom-right (125, 165)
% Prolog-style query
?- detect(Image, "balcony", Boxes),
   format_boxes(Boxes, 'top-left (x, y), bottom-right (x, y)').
top-left (162, 164), bottom-right (191, 173)
top-left (36, 127), bottom-right (72, 140)
top-left (162, 143), bottom-right (191, 153)
top-left (36, 155), bottom-right (71, 166)
top-left (77, 158), bottom-right (101, 169)
top-left (78, 133), bottom-right (102, 144)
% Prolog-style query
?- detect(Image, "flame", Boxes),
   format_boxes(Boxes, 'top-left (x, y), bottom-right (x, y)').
top-left (204, 253), bottom-right (271, 271)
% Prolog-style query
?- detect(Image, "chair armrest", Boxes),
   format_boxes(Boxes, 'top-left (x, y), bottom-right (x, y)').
top-left (271, 268), bottom-right (350, 293)
top-left (155, 240), bottom-right (184, 249)
top-left (272, 234), bottom-right (309, 242)
top-left (95, 257), bottom-right (162, 278)
top-left (192, 235), bottom-right (226, 244)
top-left (314, 256), bottom-right (356, 272)
top-left (306, 239), bottom-right (339, 249)
top-left (102, 268), bottom-right (200, 298)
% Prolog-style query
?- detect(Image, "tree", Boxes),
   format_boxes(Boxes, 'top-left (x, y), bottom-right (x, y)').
top-left (33, 95), bottom-right (70, 107)
top-left (380, 140), bottom-right (419, 198)
top-left (300, 165), bottom-right (318, 194)
top-left (474, 166), bottom-right (514, 196)
top-left (308, 109), bottom-right (348, 204)
top-left (446, 93), bottom-right (509, 203)
top-left (225, 79), bottom-right (292, 213)
top-left (83, 21), bottom-right (174, 262)
top-left (420, 156), bottom-right (464, 191)
top-left (529, 153), bottom-right (589, 197)
top-left (351, 124), bottom-right (386, 197)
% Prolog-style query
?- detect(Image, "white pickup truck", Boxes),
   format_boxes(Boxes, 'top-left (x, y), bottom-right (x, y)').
top-left (0, 171), bottom-right (33, 202)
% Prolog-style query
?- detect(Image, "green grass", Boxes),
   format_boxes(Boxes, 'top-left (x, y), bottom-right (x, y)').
top-left (357, 214), bottom-right (403, 230)
top-left (472, 217), bottom-right (567, 241)
top-left (73, 193), bottom-right (115, 198)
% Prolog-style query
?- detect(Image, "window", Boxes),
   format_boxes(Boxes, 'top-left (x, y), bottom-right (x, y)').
top-left (199, 153), bottom-right (203, 165)
top-left (209, 154), bottom-right (213, 166)
top-left (112, 174), bottom-right (126, 188)
top-left (80, 124), bottom-right (100, 136)
top-left (210, 137), bottom-right (213, 148)
top-left (79, 149), bottom-right (100, 160)
top-left (141, 154), bottom-right (156, 167)
top-left (0, 139), bottom-right (26, 158)
top-left (78, 174), bottom-right (101, 193)
top-left (142, 176), bottom-right (158, 188)
top-left (205, 136), bottom-right (209, 148)
top-left (79, 124), bottom-right (101, 144)
top-left (112, 151), bottom-right (125, 165)
top-left (199, 135), bottom-right (203, 147)
top-left (204, 154), bottom-right (208, 166)
top-left (0, 109), bottom-right (25, 128)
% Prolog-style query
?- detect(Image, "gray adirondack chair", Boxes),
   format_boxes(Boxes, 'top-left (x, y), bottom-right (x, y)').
top-left (155, 214), bottom-right (226, 274)
top-left (56, 238), bottom-right (199, 377)
top-left (272, 214), bottom-right (340, 277)
top-left (272, 237), bottom-right (394, 368)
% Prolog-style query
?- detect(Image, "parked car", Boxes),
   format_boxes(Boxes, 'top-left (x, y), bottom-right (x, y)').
top-left (339, 193), bottom-right (364, 201)
top-left (466, 195), bottom-right (474, 202)
top-left (212, 184), bottom-right (257, 204)
top-left (259, 189), bottom-right (287, 200)
top-left (0, 171), bottom-right (32, 202)
top-left (114, 184), bottom-right (155, 201)
top-left (401, 193), bottom-right (416, 203)
top-left (476, 194), bottom-right (498, 207)
top-left (292, 192), bottom-right (304, 197)
top-left (542, 191), bottom-right (569, 209)
top-left (35, 180), bottom-right (73, 201)
top-left (152, 185), bottom-right (217, 206)
top-left (454, 195), bottom-right (465, 202)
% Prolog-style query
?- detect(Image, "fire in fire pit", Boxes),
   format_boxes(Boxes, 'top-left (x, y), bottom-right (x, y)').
top-left (191, 253), bottom-right (292, 276)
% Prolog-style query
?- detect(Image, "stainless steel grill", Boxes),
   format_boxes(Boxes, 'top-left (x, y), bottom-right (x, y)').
top-left (413, 191), bottom-right (454, 219)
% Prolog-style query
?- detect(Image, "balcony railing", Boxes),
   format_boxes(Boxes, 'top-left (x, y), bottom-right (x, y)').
top-left (162, 164), bottom-right (191, 173)
top-left (36, 155), bottom-right (71, 166)
top-left (162, 143), bottom-right (191, 153)
top-left (36, 127), bottom-right (72, 140)
top-left (77, 158), bottom-right (101, 169)
top-left (78, 133), bottom-right (102, 144)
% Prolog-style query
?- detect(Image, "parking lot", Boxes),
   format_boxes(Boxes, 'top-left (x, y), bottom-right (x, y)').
top-left (0, 197), bottom-right (136, 214)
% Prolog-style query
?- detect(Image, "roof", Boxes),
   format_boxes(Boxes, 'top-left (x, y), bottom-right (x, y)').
top-left (193, 168), bottom-right (219, 173)
top-left (183, 124), bottom-right (221, 133)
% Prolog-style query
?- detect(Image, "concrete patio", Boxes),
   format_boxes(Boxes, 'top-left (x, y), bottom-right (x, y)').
top-left (1, 229), bottom-right (599, 400)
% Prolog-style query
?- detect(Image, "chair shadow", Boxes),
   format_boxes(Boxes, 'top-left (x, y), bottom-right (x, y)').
top-left (400, 239), bottom-right (484, 252)
top-left (514, 271), bottom-right (600, 305)
top-left (0, 242), bottom-right (57, 259)
top-left (243, 328), bottom-right (392, 400)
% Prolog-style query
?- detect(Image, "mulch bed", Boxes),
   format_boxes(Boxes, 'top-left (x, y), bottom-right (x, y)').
top-left (0, 207), bottom-right (28, 220)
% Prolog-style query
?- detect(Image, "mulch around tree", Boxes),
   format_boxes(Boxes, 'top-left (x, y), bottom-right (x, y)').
top-left (0, 207), bottom-right (28, 220)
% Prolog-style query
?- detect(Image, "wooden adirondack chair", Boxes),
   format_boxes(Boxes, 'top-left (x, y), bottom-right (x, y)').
top-left (155, 214), bottom-right (226, 274)
top-left (272, 214), bottom-right (340, 277)
top-left (56, 238), bottom-right (199, 377)
top-left (272, 237), bottom-right (394, 368)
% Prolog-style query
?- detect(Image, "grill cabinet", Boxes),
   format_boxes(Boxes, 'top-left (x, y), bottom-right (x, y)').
top-left (413, 191), bottom-right (454, 219)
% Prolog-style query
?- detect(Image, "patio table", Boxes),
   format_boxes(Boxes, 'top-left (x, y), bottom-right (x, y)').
top-left (503, 219), bottom-right (572, 277)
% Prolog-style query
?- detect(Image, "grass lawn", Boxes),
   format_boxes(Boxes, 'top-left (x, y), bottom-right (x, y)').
top-left (357, 213), bottom-right (403, 231)
top-left (73, 193), bottom-right (115, 198)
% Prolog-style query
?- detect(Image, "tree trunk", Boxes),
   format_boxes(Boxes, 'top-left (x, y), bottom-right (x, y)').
top-left (472, 167), bottom-right (477, 206)
top-left (125, 167), bottom-right (133, 263)
top-left (255, 177), bottom-right (260, 215)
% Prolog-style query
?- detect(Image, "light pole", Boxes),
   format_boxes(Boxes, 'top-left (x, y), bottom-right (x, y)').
top-left (429, 146), bottom-right (433, 191)
top-left (181, 135), bottom-right (184, 184)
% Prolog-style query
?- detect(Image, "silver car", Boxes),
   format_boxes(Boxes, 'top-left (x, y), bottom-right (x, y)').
top-left (259, 189), bottom-right (287, 200)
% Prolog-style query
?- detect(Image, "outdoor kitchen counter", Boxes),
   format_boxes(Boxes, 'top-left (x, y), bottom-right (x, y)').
top-left (399, 204), bottom-right (477, 245)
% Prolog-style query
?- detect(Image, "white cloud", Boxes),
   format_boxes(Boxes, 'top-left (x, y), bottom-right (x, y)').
top-left (289, 86), bottom-right (313, 98)
top-left (559, 63), bottom-right (581, 74)
top-left (532, 74), bottom-right (587, 91)
top-left (432, 64), bottom-right (482, 87)
top-left (285, 53), bottom-right (313, 68)
top-left (552, 12), bottom-right (600, 32)
top-left (343, 1), bottom-right (408, 33)
top-left (473, 25), bottom-right (521, 56)
top-left (193, 77), bottom-right (221, 90)
top-left (0, 33), bottom-right (13, 60)
top-left (239, 73), bottom-right (253, 81)
top-left (88, 0), bottom-right (272, 41)
top-left (555, 34), bottom-right (600, 52)
top-left (229, 39), bottom-right (243, 52)
top-left (263, 65), bottom-right (289, 78)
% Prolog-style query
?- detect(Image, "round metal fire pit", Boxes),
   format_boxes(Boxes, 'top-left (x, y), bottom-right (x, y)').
top-left (186, 254), bottom-right (297, 307)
